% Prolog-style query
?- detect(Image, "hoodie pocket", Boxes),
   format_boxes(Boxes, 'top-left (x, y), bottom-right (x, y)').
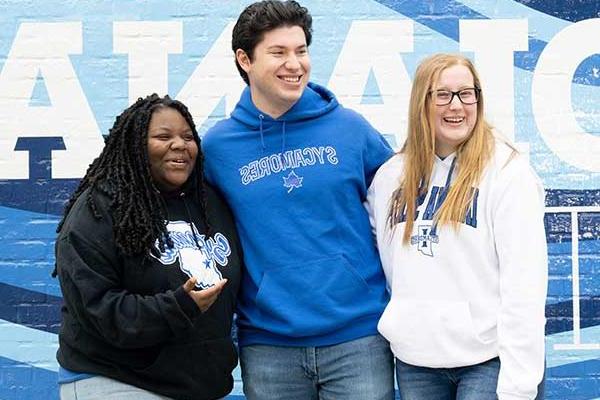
top-left (378, 298), bottom-right (496, 362)
top-left (255, 254), bottom-right (370, 337)
top-left (137, 338), bottom-right (237, 384)
top-left (204, 337), bottom-right (238, 375)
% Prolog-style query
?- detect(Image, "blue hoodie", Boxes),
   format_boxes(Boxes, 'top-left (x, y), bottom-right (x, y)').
top-left (202, 82), bottom-right (393, 347)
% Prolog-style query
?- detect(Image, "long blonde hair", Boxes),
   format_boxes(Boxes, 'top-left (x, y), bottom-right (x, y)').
top-left (388, 53), bottom-right (494, 244)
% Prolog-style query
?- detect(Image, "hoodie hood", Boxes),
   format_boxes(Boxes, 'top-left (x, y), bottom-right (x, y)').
top-left (229, 82), bottom-right (339, 154)
top-left (230, 82), bottom-right (339, 128)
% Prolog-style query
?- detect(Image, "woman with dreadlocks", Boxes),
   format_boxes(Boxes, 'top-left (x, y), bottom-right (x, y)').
top-left (54, 94), bottom-right (242, 400)
top-left (366, 54), bottom-right (547, 399)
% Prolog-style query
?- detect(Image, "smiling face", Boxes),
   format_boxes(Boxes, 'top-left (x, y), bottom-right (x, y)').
top-left (236, 25), bottom-right (310, 118)
top-left (432, 64), bottom-right (478, 158)
top-left (147, 107), bottom-right (198, 192)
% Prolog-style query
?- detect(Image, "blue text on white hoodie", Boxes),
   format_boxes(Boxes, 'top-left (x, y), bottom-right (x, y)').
top-left (202, 82), bottom-right (393, 347)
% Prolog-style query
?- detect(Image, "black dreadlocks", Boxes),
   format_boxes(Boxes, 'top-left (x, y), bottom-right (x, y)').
top-left (56, 93), bottom-right (211, 258)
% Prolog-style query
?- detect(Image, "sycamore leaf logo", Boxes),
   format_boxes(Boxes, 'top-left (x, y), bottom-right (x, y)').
top-left (283, 170), bottom-right (303, 193)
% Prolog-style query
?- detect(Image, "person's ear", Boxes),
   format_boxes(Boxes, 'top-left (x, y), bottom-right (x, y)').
top-left (236, 49), bottom-right (252, 73)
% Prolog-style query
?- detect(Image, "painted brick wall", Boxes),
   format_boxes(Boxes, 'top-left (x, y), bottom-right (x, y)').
top-left (0, 1), bottom-right (598, 399)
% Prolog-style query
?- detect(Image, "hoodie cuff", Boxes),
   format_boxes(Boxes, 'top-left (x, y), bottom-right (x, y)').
top-left (497, 392), bottom-right (535, 400)
top-left (174, 286), bottom-right (202, 321)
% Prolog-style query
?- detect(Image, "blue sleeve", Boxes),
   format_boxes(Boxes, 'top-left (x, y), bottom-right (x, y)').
top-left (201, 131), bottom-right (217, 186)
top-left (362, 119), bottom-right (394, 188)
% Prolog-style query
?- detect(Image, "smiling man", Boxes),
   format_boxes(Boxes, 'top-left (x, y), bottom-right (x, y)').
top-left (202, 2), bottom-right (395, 399)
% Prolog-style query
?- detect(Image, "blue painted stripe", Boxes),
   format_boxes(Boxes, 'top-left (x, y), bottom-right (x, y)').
top-left (0, 178), bottom-right (78, 215)
top-left (0, 319), bottom-right (58, 372)
top-left (546, 189), bottom-right (600, 207)
top-left (514, 0), bottom-right (600, 23)
top-left (0, 279), bottom-right (597, 340)
top-left (545, 213), bottom-right (600, 242)
top-left (545, 297), bottom-right (600, 335)
top-left (546, 359), bottom-right (600, 399)
top-left (372, 0), bottom-right (600, 86)
top-left (375, 0), bottom-right (485, 40)
top-left (0, 283), bottom-right (61, 334)
top-left (459, 0), bottom-right (571, 42)
top-left (0, 356), bottom-right (58, 400)
top-left (2, 182), bottom-right (599, 218)
top-left (0, 356), bottom-right (248, 400)
top-left (2, 343), bottom-right (597, 399)
top-left (546, 324), bottom-right (600, 369)
top-left (545, 189), bottom-right (600, 242)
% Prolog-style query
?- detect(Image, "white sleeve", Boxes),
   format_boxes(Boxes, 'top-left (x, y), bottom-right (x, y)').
top-left (365, 179), bottom-right (378, 239)
top-left (365, 166), bottom-right (395, 292)
top-left (492, 159), bottom-right (548, 400)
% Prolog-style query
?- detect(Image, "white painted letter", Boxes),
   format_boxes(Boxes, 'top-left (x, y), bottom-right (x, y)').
top-left (0, 22), bottom-right (103, 179)
top-left (328, 20), bottom-right (413, 147)
top-left (460, 19), bottom-right (528, 153)
top-left (114, 21), bottom-right (183, 104)
top-left (176, 22), bottom-right (245, 133)
top-left (532, 18), bottom-right (600, 172)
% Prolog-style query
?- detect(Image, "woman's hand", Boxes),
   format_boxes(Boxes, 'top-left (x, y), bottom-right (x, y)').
top-left (183, 277), bottom-right (228, 313)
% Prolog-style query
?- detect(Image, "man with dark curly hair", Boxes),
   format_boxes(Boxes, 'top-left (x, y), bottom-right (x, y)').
top-left (202, 2), bottom-right (395, 399)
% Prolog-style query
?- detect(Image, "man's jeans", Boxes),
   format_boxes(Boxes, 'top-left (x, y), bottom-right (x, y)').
top-left (240, 334), bottom-right (395, 400)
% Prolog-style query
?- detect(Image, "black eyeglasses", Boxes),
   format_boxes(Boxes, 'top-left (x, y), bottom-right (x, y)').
top-left (429, 88), bottom-right (480, 106)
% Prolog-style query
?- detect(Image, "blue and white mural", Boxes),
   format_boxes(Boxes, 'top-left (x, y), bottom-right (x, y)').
top-left (0, 0), bottom-right (598, 398)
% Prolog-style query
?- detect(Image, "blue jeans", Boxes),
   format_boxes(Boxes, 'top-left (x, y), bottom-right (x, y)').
top-left (395, 357), bottom-right (500, 400)
top-left (59, 376), bottom-right (173, 400)
top-left (396, 358), bottom-right (546, 400)
top-left (240, 334), bottom-right (395, 400)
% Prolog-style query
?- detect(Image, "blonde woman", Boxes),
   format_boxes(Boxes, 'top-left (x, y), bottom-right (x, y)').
top-left (366, 54), bottom-right (547, 400)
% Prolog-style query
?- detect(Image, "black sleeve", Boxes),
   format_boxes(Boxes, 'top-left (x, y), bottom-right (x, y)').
top-left (56, 200), bottom-right (202, 349)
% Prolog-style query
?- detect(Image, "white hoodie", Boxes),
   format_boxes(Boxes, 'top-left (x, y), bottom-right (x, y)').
top-left (366, 139), bottom-right (547, 400)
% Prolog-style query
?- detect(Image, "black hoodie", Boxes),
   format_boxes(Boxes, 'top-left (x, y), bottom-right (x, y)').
top-left (55, 182), bottom-right (242, 400)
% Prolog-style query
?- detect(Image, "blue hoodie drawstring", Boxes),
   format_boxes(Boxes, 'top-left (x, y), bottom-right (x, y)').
top-left (280, 120), bottom-right (287, 166)
top-left (258, 114), bottom-right (288, 167)
top-left (259, 114), bottom-right (266, 151)
top-left (430, 156), bottom-right (457, 236)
